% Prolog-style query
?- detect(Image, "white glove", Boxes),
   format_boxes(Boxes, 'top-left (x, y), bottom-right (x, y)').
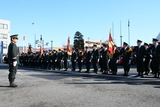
top-left (67, 59), bottom-right (70, 62)
top-left (150, 55), bottom-right (153, 58)
top-left (134, 54), bottom-right (137, 57)
top-left (108, 59), bottom-right (110, 63)
top-left (81, 60), bottom-right (83, 63)
top-left (143, 58), bottom-right (145, 62)
top-left (129, 60), bottom-right (131, 64)
top-left (98, 59), bottom-right (100, 62)
top-left (13, 61), bottom-right (17, 67)
top-left (90, 60), bottom-right (92, 63)
top-left (74, 60), bottom-right (76, 62)
top-left (55, 60), bottom-right (57, 62)
top-left (116, 60), bottom-right (119, 63)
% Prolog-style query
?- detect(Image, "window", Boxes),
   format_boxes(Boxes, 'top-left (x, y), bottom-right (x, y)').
top-left (0, 23), bottom-right (8, 29)
top-left (3, 41), bottom-right (7, 49)
top-left (0, 33), bottom-right (8, 39)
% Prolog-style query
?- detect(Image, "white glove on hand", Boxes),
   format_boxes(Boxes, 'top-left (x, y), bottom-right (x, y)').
top-left (13, 61), bottom-right (17, 67)
top-left (116, 60), bottom-right (119, 63)
top-left (129, 60), bottom-right (131, 64)
top-left (150, 55), bottom-right (153, 58)
top-left (143, 58), bottom-right (145, 62)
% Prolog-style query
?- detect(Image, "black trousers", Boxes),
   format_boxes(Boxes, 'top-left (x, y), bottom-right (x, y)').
top-left (136, 58), bottom-right (144, 75)
top-left (64, 59), bottom-right (68, 70)
top-left (71, 60), bottom-right (76, 70)
top-left (110, 59), bottom-right (117, 74)
top-left (92, 59), bottom-right (98, 72)
top-left (86, 60), bottom-right (90, 71)
top-left (123, 59), bottom-right (130, 74)
top-left (152, 58), bottom-right (160, 77)
top-left (9, 64), bottom-right (18, 83)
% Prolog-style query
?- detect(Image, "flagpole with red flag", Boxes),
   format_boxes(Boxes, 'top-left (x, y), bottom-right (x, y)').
top-left (67, 36), bottom-right (72, 55)
top-left (108, 29), bottom-right (115, 58)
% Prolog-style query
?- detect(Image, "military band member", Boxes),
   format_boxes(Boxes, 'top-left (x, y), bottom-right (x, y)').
top-left (110, 45), bottom-right (120, 75)
top-left (57, 49), bottom-right (63, 70)
top-left (77, 49), bottom-right (84, 72)
top-left (92, 45), bottom-right (100, 73)
top-left (84, 47), bottom-right (92, 73)
top-left (120, 42), bottom-right (132, 76)
top-left (48, 51), bottom-right (53, 70)
top-left (101, 44), bottom-right (109, 74)
top-left (143, 43), bottom-right (150, 75)
top-left (133, 40), bottom-right (146, 77)
top-left (63, 49), bottom-right (69, 71)
top-left (71, 48), bottom-right (77, 71)
top-left (150, 38), bottom-right (160, 78)
top-left (52, 50), bottom-right (57, 70)
top-left (99, 47), bottom-right (104, 72)
top-left (8, 34), bottom-right (19, 87)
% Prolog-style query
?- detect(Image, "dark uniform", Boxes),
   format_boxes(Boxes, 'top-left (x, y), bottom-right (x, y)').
top-left (133, 40), bottom-right (146, 77)
top-left (8, 34), bottom-right (19, 87)
top-left (92, 45), bottom-right (100, 73)
top-left (71, 49), bottom-right (77, 71)
top-left (150, 38), bottom-right (160, 78)
top-left (143, 43), bottom-right (151, 75)
top-left (101, 45), bottom-right (109, 74)
top-left (77, 50), bottom-right (84, 72)
top-left (84, 47), bottom-right (92, 73)
top-left (62, 49), bottom-right (69, 71)
top-left (110, 46), bottom-right (119, 75)
top-left (120, 42), bottom-right (132, 76)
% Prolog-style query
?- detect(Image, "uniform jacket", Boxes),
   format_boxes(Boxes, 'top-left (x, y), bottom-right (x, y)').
top-left (7, 42), bottom-right (19, 64)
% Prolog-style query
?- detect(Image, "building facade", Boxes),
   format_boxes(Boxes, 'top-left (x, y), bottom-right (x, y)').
top-left (84, 40), bottom-right (106, 49)
top-left (0, 19), bottom-right (10, 54)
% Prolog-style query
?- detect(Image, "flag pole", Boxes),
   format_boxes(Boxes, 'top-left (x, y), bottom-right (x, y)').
top-left (120, 20), bottom-right (123, 47)
top-left (128, 19), bottom-right (130, 46)
top-left (112, 22), bottom-right (114, 40)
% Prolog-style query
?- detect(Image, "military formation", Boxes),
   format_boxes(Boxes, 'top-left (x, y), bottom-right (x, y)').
top-left (18, 38), bottom-right (160, 78)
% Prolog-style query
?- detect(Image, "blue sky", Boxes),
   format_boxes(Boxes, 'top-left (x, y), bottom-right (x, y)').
top-left (1, 0), bottom-right (160, 48)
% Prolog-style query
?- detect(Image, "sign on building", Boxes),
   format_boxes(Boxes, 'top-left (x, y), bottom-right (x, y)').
top-left (0, 41), bottom-right (3, 53)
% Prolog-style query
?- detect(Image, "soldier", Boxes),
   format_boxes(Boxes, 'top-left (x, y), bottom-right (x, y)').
top-left (7, 34), bottom-right (19, 87)
top-left (110, 45), bottom-right (120, 75)
top-left (48, 51), bottom-right (53, 70)
top-left (99, 47), bottom-right (104, 72)
top-left (71, 48), bottom-right (77, 71)
top-left (133, 40), bottom-right (146, 77)
top-left (52, 50), bottom-right (57, 70)
top-left (63, 49), bottom-right (69, 71)
top-left (143, 43), bottom-right (150, 75)
top-left (84, 47), bottom-right (92, 73)
top-left (120, 42), bottom-right (132, 76)
top-left (150, 38), bottom-right (160, 78)
top-left (77, 49), bottom-right (84, 72)
top-left (101, 44), bottom-right (110, 74)
top-left (57, 49), bottom-right (63, 70)
top-left (92, 45), bottom-right (100, 73)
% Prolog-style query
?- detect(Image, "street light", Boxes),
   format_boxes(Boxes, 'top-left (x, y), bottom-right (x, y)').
top-left (51, 41), bottom-right (53, 50)
top-left (32, 23), bottom-right (36, 52)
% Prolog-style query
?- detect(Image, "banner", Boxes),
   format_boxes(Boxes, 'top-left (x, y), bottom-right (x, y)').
top-left (0, 41), bottom-right (3, 53)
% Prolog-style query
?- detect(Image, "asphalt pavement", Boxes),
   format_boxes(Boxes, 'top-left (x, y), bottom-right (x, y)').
top-left (0, 65), bottom-right (160, 107)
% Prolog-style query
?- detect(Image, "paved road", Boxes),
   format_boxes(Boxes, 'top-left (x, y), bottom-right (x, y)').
top-left (0, 65), bottom-right (160, 107)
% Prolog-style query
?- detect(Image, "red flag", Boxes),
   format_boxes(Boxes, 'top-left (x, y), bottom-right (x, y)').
top-left (39, 43), bottom-right (43, 56)
top-left (67, 37), bottom-right (72, 55)
top-left (108, 31), bottom-right (114, 55)
top-left (27, 45), bottom-right (32, 55)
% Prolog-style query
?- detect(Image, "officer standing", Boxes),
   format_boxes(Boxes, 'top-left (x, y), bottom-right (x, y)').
top-left (71, 48), bottom-right (77, 71)
top-left (133, 40), bottom-right (146, 77)
top-left (8, 34), bottom-right (19, 87)
top-left (150, 38), bottom-right (160, 78)
top-left (84, 47), bottom-right (92, 73)
top-left (143, 43), bottom-right (150, 75)
top-left (120, 42), bottom-right (132, 76)
top-left (63, 49), bottom-right (69, 71)
top-left (77, 49), bottom-right (84, 72)
top-left (101, 44), bottom-right (109, 74)
top-left (92, 45), bottom-right (100, 73)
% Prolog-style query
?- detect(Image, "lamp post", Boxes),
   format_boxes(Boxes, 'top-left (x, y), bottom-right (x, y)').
top-left (51, 40), bottom-right (53, 50)
top-left (32, 23), bottom-right (36, 52)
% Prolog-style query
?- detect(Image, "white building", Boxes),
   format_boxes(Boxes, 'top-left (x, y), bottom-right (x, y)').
top-left (84, 40), bottom-right (107, 49)
top-left (0, 19), bottom-right (10, 54)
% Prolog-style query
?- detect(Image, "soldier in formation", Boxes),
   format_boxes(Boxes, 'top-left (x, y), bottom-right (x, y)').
top-left (18, 39), bottom-right (160, 78)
